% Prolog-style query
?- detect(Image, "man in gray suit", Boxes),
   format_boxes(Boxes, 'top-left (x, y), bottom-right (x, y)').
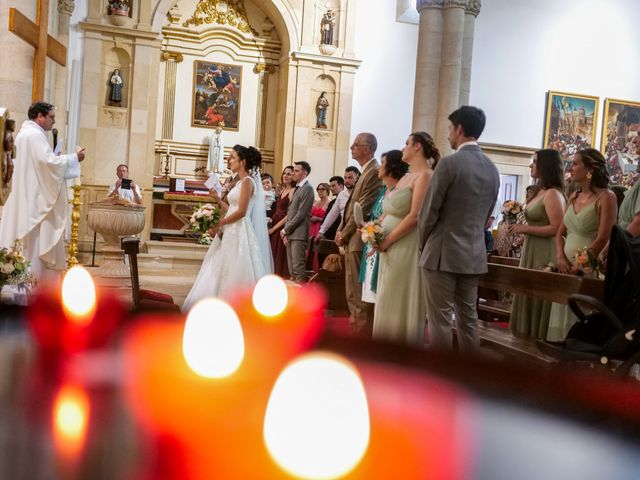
top-left (419, 106), bottom-right (500, 352)
top-left (282, 161), bottom-right (315, 282)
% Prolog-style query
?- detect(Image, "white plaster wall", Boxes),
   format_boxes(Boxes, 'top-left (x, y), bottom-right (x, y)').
top-left (171, 53), bottom-right (261, 148)
top-left (350, 0), bottom-right (418, 161)
top-left (67, 0), bottom-right (88, 153)
top-left (470, 0), bottom-right (640, 149)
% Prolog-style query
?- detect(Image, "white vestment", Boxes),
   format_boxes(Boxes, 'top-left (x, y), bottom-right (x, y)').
top-left (208, 131), bottom-right (224, 173)
top-left (0, 120), bottom-right (80, 279)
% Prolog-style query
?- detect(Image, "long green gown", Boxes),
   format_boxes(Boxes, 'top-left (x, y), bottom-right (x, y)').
top-left (510, 195), bottom-right (557, 338)
top-left (547, 202), bottom-right (599, 342)
top-left (373, 187), bottom-right (425, 346)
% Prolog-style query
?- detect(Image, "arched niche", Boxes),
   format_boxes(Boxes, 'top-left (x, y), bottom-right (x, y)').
top-left (312, 74), bottom-right (336, 131)
top-left (104, 47), bottom-right (131, 109)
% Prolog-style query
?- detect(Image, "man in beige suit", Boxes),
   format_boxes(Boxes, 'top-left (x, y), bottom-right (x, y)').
top-left (336, 133), bottom-right (383, 335)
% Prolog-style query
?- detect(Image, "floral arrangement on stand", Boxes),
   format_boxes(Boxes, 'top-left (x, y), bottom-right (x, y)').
top-left (190, 204), bottom-right (221, 245)
top-left (360, 220), bottom-right (384, 248)
top-left (501, 200), bottom-right (524, 224)
top-left (0, 240), bottom-right (35, 290)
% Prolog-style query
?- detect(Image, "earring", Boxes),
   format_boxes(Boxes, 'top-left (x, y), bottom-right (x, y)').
top-left (586, 171), bottom-right (592, 180)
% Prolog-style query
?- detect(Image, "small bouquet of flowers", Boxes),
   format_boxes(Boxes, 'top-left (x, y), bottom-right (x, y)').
top-left (190, 203), bottom-right (221, 245)
top-left (573, 246), bottom-right (600, 275)
top-left (501, 200), bottom-right (524, 224)
top-left (360, 219), bottom-right (384, 248)
top-left (0, 240), bottom-right (36, 290)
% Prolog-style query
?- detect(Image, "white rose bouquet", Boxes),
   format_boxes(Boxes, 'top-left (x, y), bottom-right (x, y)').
top-left (190, 203), bottom-right (222, 245)
top-left (0, 240), bottom-right (36, 290)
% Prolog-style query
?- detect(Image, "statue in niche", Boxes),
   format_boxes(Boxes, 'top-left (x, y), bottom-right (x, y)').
top-left (208, 126), bottom-right (225, 173)
top-left (315, 92), bottom-right (329, 129)
top-left (320, 10), bottom-right (335, 46)
top-left (109, 69), bottom-right (124, 107)
top-left (108, 0), bottom-right (130, 16)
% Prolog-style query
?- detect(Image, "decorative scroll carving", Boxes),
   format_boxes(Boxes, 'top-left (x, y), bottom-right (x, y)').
top-left (161, 51), bottom-right (184, 63)
top-left (182, 0), bottom-right (258, 35)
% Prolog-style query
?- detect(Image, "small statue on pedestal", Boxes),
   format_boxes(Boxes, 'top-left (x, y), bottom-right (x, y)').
top-left (2, 118), bottom-right (15, 185)
top-left (315, 92), bottom-right (329, 129)
top-left (109, 69), bottom-right (124, 107)
top-left (208, 126), bottom-right (225, 173)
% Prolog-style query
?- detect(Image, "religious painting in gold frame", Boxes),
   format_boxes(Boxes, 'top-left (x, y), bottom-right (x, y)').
top-left (192, 60), bottom-right (242, 131)
top-left (600, 98), bottom-right (640, 185)
top-left (543, 91), bottom-right (599, 167)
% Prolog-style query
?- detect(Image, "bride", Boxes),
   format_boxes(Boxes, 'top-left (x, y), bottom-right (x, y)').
top-left (182, 145), bottom-right (274, 311)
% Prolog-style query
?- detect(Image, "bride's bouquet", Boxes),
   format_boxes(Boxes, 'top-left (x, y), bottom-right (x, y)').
top-left (360, 219), bottom-right (384, 248)
top-left (501, 200), bottom-right (524, 224)
top-left (0, 240), bottom-right (36, 290)
top-left (573, 246), bottom-right (600, 276)
top-left (190, 203), bottom-right (221, 245)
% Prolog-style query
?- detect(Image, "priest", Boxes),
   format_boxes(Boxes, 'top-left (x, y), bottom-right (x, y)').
top-left (0, 101), bottom-right (85, 282)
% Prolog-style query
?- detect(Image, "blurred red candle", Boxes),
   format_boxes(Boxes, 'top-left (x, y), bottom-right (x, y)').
top-left (27, 266), bottom-right (125, 362)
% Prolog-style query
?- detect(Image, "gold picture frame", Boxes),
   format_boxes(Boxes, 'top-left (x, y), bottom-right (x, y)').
top-left (191, 60), bottom-right (242, 131)
top-left (543, 91), bottom-right (599, 164)
top-left (601, 98), bottom-right (640, 184)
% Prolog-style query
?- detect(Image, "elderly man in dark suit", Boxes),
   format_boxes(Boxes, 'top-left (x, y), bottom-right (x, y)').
top-left (282, 161), bottom-right (315, 282)
top-left (419, 106), bottom-right (500, 353)
top-left (336, 133), bottom-right (383, 335)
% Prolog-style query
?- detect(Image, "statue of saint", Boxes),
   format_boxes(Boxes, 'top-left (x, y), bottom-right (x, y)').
top-left (320, 10), bottom-right (335, 46)
top-left (315, 92), bottom-right (329, 129)
top-left (109, 69), bottom-right (124, 106)
top-left (208, 126), bottom-right (225, 173)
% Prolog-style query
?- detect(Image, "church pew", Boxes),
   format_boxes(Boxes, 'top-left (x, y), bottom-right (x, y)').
top-left (473, 262), bottom-right (605, 364)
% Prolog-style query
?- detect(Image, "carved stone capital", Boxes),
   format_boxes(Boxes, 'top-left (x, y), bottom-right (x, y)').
top-left (161, 51), bottom-right (184, 63)
top-left (58, 0), bottom-right (74, 16)
top-left (416, 0), bottom-right (444, 11)
top-left (466, 0), bottom-right (481, 16)
top-left (443, 0), bottom-right (468, 9)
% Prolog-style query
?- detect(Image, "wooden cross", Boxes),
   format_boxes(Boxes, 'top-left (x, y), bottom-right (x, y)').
top-left (8, 0), bottom-right (67, 102)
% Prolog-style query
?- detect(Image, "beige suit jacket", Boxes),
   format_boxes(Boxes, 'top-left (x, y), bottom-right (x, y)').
top-left (340, 159), bottom-right (383, 253)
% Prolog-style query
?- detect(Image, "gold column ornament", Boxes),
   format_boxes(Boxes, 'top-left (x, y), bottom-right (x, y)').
top-left (67, 185), bottom-right (81, 269)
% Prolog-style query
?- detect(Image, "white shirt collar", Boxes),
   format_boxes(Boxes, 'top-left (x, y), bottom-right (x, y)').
top-left (296, 177), bottom-right (309, 188)
top-left (456, 140), bottom-right (478, 152)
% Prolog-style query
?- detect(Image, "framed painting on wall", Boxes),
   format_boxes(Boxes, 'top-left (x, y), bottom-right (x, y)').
top-left (601, 98), bottom-right (640, 185)
top-left (192, 61), bottom-right (242, 130)
top-left (543, 91), bottom-right (599, 166)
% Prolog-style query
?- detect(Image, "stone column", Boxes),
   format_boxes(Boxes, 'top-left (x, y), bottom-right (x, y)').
top-left (412, 0), bottom-right (444, 135)
top-left (54, 0), bottom-right (74, 128)
top-left (434, 0), bottom-right (466, 155)
top-left (459, 0), bottom-right (481, 106)
top-left (160, 51), bottom-right (183, 140)
top-left (254, 63), bottom-right (276, 149)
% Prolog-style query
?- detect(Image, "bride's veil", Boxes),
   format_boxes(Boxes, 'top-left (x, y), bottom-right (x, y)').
top-left (250, 168), bottom-right (274, 273)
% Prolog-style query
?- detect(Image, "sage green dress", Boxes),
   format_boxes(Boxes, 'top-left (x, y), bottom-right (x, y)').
top-left (373, 187), bottom-right (425, 346)
top-left (510, 195), bottom-right (557, 338)
top-left (547, 202), bottom-right (600, 342)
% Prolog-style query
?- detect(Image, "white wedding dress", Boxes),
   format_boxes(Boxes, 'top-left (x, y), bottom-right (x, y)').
top-left (182, 176), bottom-right (272, 311)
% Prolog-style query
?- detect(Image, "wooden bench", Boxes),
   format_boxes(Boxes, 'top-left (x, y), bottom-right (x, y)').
top-left (309, 239), bottom-right (348, 315)
top-left (474, 260), bottom-right (605, 364)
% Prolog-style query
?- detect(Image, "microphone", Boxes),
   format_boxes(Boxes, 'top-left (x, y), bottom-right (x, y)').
top-left (52, 128), bottom-right (58, 150)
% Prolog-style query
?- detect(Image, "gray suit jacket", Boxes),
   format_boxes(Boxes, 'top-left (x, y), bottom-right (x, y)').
top-left (418, 144), bottom-right (500, 275)
top-left (283, 181), bottom-right (315, 241)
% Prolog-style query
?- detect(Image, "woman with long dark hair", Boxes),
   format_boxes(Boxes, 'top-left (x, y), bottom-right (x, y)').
top-left (183, 145), bottom-right (273, 310)
top-left (547, 148), bottom-right (617, 341)
top-left (268, 166), bottom-right (295, 278)
top-left (508, 149), bottom-right (566, 338)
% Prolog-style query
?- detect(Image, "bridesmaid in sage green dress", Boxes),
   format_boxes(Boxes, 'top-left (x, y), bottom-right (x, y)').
top-left (546, 149), bottom-right (617, 342)
top-left (373, 133), bottom-right (440, 346)
top-left (508, 149), bottom-right (565, 339)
